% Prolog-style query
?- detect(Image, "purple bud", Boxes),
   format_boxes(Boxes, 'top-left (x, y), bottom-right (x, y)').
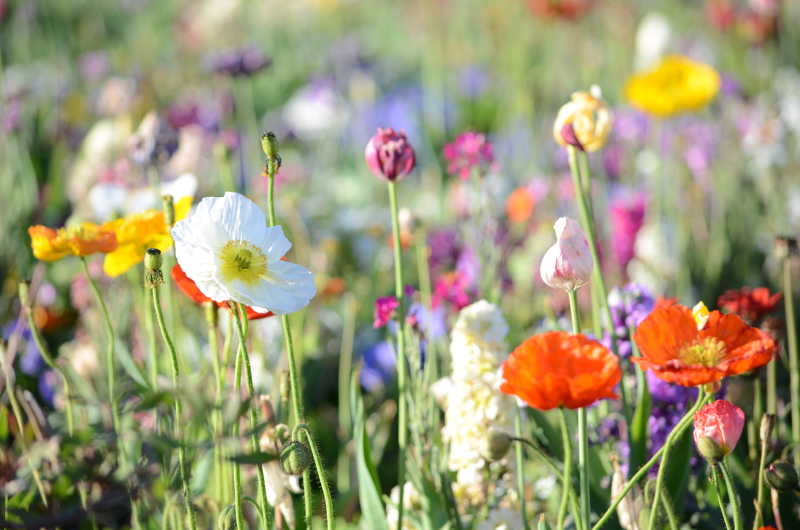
top-left (364, 128), bottom-right (416, 181)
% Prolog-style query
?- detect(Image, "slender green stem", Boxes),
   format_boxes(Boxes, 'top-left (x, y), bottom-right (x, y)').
top-left (387, 179), bottom-right (409, 528)
top-left (514, 412), bottom-right (531, 530)
top-left (1, 347), bottom-right (49, 506)
top-left (151, 285), bottom-right (197, 530)
top-left (566, 289), bottom-right (590, 530)
top-left (295, 424), bottom-right (335, 530)
top-left (712, 465), bottom-right (733, 530)
top-left (144, 282), bottom-right (160, 431)
top-left (754, 415), bottom-right (770, 529)
top-left (265, 154), bottom-right (331, 526)
top-left (751, 377), bottom-right (763, 463)
top-left (232, 304), bottom-right (270, 528)
top-left (783, 258), bottom-right (800, 466)
top-left (81, 257), bottom-right (120, 432)
top-left (593, 391), bottom-right (709, 530)
top-left (20, 295), bottom-right (74, 434)
top-left (719, 460), bottom-right (743, 530)
top-left (557, 408), bottom-right (574, 530)
top-left (567, 148), bottom-right (630, 424)
top-left (232, 336), bottom-right (245, 530)
top-left (205, 304), bottom-right (227, 503)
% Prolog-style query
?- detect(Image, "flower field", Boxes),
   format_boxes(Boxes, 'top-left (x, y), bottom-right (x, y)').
top-left (2, 0), bottom-right (800, 528)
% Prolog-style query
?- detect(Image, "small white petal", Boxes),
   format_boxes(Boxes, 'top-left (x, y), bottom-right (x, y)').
top-left (262, 225), bottom-right (292, 261)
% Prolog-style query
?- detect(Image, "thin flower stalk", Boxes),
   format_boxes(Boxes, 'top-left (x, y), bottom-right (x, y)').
top-left (711, 464), bottom-right (733, 530)
top-left (557, 407), bottom-right (575, 530)
top-left (566, 146), bottom-right (631, 422)
top-left (80, 257), bottom-right (121, 433)
top-left (719, 460), bottom-right (743, 530)
top-left (592, 390), bottom-right (710, 530)
top-left (151, 280), bottom-right (197, 530)
top-left (783, 258), bottom-right (800, 464)
top-left (567, 289), bottom-right (590, 530)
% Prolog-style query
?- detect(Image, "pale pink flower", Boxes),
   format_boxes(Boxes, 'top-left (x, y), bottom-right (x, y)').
top-left (539, 217), bottom-right (593, 291)
top-left (693, 399), bottom-right (745, 460)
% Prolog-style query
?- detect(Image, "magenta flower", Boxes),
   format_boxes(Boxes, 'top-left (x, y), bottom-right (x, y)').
top-left (693, 399), bottom-right (745, 461)
top-left (364, 128), bottom-right (416, 181)
top-left (610, 191), bottom-right (647, 269)
top-left (432, 271), bottom-right (472, 310)
top-left (443, 132), bottom-right (495, 180)
top-left (373, 296), bottom-right (400, 328)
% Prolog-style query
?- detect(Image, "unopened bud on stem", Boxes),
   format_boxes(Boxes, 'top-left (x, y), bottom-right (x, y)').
top-left (144, 248), bottom-right (164, 288)
top-left (162, 195), bottom-right (175, 226)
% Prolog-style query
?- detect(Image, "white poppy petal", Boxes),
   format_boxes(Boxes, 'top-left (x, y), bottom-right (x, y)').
top-left (262, 225), bottom-right (292, 260)
top-left (228, 260), bottom-right (315, 314)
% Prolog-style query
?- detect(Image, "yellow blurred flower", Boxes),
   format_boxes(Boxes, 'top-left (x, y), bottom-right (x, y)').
top-left (101, 196), bottom-right (192, 277)
top-left (553, 85), bottom-right (613, 152)
top-left (624, 55), bottom-right (720, 118)
top-left (29, 223), bottom-right (117, 261)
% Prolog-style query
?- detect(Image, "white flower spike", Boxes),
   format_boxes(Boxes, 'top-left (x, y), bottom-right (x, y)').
top-left (171, 192), bottom-right (316, 314)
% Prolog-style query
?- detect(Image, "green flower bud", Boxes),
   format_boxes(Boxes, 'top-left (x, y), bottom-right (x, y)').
top-left (261, 132), bottom-right (279, 160)
top-left (280, 441), bottom-right (311, 476)
top-left (144, 248), bottom-right (164, 288)
top-left (482, 428), bottom-right (513, 461)
top-left (162, 194), bottom-right (175, 226)
top-left (695, 435), bottom-right (725, 462)
top-left (764, 460), bottom-right (800, 492)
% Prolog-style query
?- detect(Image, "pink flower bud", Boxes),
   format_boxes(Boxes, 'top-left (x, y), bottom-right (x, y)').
top-left (364, 128), bottom-right (416, 181)
top-left (539, 217), bottom-right (593, 291)
top-left (693, 399), bottom-right (745, 461)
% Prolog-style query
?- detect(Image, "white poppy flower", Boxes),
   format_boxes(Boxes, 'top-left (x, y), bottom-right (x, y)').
top-left (171, 192), bottom-right (316, 314)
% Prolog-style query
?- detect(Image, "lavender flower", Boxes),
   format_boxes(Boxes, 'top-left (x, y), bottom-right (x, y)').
top-left (602, 283), bottom-right (655, 358)
top-left (207, 46), bottom-right (271, 78)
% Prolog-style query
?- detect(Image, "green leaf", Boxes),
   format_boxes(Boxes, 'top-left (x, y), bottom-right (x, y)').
top-left (629, 370), bottom-right (651, 475)
top-left (116, 344), bottom-right (148, 387)
top-left (227, 451), bottom-right (279, 465)
top-left (664, 428), bottom-right (694, 515)
top-left (354, 393), bottom-right (388, 530)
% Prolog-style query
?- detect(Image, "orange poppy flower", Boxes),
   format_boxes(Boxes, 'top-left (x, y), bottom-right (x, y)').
top-left (506, 187), bottom-right (535, 223)
top-left (633, 304), bottom-right (776, 387)
top-left (171, 264), bottom-right (273, 320)
top-left (717, 287), bottom-right (782, 323)
top-left (29, 223), bottom-right (117, 261)
top-left (500, 331), bottom-right (621, 410)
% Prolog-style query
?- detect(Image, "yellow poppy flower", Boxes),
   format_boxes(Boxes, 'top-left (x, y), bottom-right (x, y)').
top-left (101, 197), bottom-right (191, 277)
top-left (29, 223), bottom-right (117, 261)
top-left (624, 55), bottom-right (720, 118)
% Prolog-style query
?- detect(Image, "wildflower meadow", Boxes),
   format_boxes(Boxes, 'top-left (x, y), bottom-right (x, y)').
top-left (4, 0), bottom-right (800, 528)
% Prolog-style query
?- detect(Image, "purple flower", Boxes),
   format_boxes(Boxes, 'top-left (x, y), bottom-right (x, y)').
top-left (602, 283), bottom-right (655, 358)
top-left (373, 296), bottom-right (399, 329)
top-left (406, 302), bottom-right (447, 341)
top-left (647, 371), bottom-right (698, 405)
top-left (359, 341), bottom-right (396, 392)
top-left (364, 128), bottom-right (416, 182)
top-left (207, 47), bottom-right (271, 78)
top-left (427, 229), bottom-right (461, 273)
top-left (3, 320), bottom-right (43, 376)
top-left (443, 132), bottom-right (495, 180)
top-left (609, 190), bottom-right (647, 269)
top-left (38, 370), bottom-right (59, 407)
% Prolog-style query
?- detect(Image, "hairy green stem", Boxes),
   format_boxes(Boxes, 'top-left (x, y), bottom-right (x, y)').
top-left (81, 257), bottom-right (120, 432)
top-left (719, 460), bottom-right (742, 530)
top-left (295, 424), bottom-right (335, 530)
top-left (783, 258), bottom-right (800, 465)
top-left (514, 412), bottom-right (531, 530)
top-left (593, 391), bottom-right (709, 530)
top-left (232, 303), bottom-right (270, 528)
top-left (152, 284), bottom-right (197, 530)
top-left (567, 289), bottom-right (590, 530)
top-left (712, 464), bottom-right (733, 530)
top-left (557, 408), bottom-right (574, 530)
top-left (754, 416), bottom-right (770, 528)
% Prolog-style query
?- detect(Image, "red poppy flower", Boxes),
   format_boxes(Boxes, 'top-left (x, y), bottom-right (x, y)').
top-left (500, 331), bottom-right (621, 410)
top-left (633, 304), bottom-right (776, 387)
top-left (717, 287), bottom-right (782, 323)
top-left (171, 264), bottom-right (273, 320)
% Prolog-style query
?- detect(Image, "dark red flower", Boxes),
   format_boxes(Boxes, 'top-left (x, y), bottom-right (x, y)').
top-left (717, 287), bottom-right (782, 323)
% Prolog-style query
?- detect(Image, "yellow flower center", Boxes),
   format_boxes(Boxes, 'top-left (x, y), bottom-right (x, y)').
top-left (219, 240), bottom-right (268, 286)
top-left (678, 337), bottom-right (726, 367)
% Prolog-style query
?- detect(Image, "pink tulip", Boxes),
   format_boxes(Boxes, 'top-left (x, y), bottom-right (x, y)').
top-left (364, 128), bottom-right (416, 181)
top-left (693, 399), bottom-right (745, 461)
top-left (539, 217), bottom-right (593, 291)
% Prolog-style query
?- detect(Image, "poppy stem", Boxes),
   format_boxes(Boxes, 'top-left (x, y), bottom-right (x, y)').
top-left (80, 257), bottom-right (120, 434)
top-left (514, 412), bottom-right (531, 530)
top-left (387, 178), bottom-right (410, 528)
top-left (231, 303), bottom-right (272, 528)
top-left (783, 257), bottom-right (800, 465)
top-left (557, 407), bottom-right (574, 530)
top-left (567, 289), bottom-right (590, 530)
top-left (719, 460), bottom-right (743, 530)
top-left (593, 390), bottom-right (709, 530)
top-left (711, 464), bottom-right (733, 530)
top-left (567, 147), bottom-right (631, 424)
top-left (151, 281), bottom-right (197, 530)
top-left (263, 139), bottom-right (334, 526)
top-left (753, 415), bottom-right (770, 530)
top-left (19, 283), bottom-right (74, 435)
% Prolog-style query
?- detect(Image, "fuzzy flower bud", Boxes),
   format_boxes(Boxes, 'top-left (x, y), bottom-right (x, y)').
top-left (364, 128), bottom-right (416, 181)
top-left (144, 248), bottom-right (164, 288)
top-left (260, 132), bottom-right (282, 175)
top-left (553, 86), bottom-right (613, 152)
top-left (693, 399), bottom-right (745, 461)
top-left (764, 460), bottom-right (800, 492)
top-left (540, 217), bottom-right (593, 291)
top-left (481, 428), bottom-right (513, 462)
top-left (280, 440), bottom-right (312, 476)
top-left (162, 194), bottom-right (175, 227)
